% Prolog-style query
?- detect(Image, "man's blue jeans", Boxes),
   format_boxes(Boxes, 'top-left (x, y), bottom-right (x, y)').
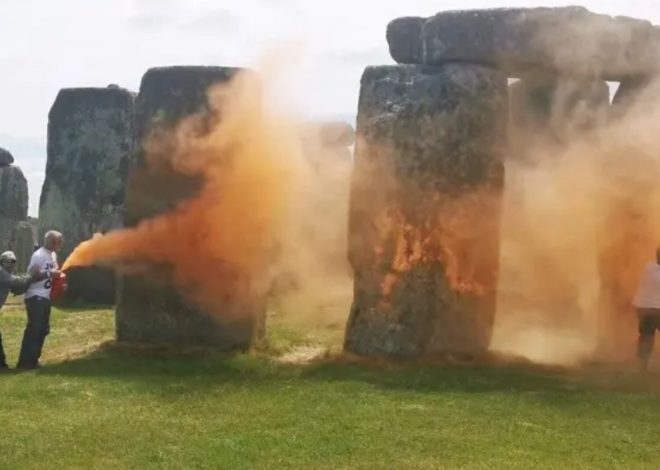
top-left (17, 297), bottom-right (51, 368)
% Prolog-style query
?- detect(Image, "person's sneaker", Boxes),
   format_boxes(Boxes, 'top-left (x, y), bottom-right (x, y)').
top-left (15, 363), bottom-right (40, 371)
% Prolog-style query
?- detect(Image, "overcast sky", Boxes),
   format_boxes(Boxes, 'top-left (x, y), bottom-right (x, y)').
top-left (1, 0), bottom-right (660, 215)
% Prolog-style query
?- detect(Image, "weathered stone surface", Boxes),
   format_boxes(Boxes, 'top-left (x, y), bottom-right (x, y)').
top-left (13, 221), bottom-right (35, 271)
top-left (388, 7), bottom-right (660, 81)
top-left (386, 17), bottom-right (425, 64)
top-left (0, 165), bottom-right (28, 251)
top-left (344, 65), bottom-right (507, 357)
top-left (117, 66), bottom-right (265, 348)
top-left (508, 73), bottom-right (609, 160)
top-left (39, 86), bottom-right (135, 304)
top-left (0, 147), bottom-right (14, 166)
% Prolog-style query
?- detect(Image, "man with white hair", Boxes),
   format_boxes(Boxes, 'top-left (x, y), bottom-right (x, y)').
top-left (0, 251), bottom-right (54, 370)
top-left (17, 230), bottom-right (65, 370)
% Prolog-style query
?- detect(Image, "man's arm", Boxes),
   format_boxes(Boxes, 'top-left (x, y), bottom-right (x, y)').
top-left (0, 270), bottom-right (41, 290)
top-left (8, 269), bottom-right (62, 294)
top-left (8, 273), bottom-right (36, 295)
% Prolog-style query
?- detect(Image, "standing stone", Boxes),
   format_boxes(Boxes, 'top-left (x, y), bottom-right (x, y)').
top-left (0, 147), bottom-right (14, 166)
top-left (39, 86), bottom-right (135, 304)
top-left (0, 164), bottom-right (28, 251)
top-left (13, 221), bottom-right (35, 271)
top-left (116, 66), bottom-right (264, 348)
top-left (344, 65), bottom-right (507, 357)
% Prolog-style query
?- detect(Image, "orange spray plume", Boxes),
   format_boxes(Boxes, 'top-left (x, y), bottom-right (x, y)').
top-left (63, 71), bottom-right (305, 315)
top-left (492, 78), bottom-right (660, 365)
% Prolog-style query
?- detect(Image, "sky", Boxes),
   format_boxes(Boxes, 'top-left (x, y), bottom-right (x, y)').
top-left (1, 0), bottom-right (660, 216)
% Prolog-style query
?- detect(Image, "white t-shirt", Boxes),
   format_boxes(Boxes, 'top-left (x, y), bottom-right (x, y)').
top-left (25, 247), bottom-right (58, 300)
top-left (633, 262), bottom-right (660, 308)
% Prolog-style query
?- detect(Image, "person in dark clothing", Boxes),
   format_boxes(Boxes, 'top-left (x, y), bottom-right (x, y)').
top-left (0, 251), bottom-right (51, 370)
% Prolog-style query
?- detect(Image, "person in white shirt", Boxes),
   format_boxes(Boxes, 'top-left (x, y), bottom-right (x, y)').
top-left (632, 248), bottom-right (660, 371)
top-left (16, 230), bottom-right (64, 370)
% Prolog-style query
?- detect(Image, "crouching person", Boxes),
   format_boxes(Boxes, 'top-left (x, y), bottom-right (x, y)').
top-left (0, 251), bottom-right (53, 370)
top-left (17, 231), bottom-right (64, 370)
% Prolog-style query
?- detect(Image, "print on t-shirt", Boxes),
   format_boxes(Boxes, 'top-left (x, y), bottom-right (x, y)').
top-left (25, 247), bottom-right (58, 300)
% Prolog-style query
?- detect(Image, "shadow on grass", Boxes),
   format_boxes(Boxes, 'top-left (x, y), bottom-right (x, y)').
top-left (42, 341), bottom-right (248, 379)
top-left (36, 340), bottom-right (660, 401)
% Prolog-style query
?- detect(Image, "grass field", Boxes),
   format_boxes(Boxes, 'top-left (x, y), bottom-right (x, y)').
top-left (1, 298), bottom-right (660, 469)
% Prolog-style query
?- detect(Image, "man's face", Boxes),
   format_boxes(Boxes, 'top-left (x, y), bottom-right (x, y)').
top-left (53, 237), bottom-right (63, 252)
top-left (1, 259), bottom-right (17, 273)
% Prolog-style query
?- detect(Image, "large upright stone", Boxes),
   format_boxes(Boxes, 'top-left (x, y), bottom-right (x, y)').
top-left (388, 8), bottom-right (660, 81)
top-left (39, 86), bottom-right (135, 304)
top-left (344, 65), bottom-right (507, 357)
top-left (0, 164), bottom-right (28, 251)
top-left (13, 221), bottom-right (35, 271)
top-left (117, 66), bottom-right (264, 348)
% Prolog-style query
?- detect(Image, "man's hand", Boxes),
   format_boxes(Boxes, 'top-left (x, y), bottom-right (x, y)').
top-left (50, 269), bottom-right (62, 279)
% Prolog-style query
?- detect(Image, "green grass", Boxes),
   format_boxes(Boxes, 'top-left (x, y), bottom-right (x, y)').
top-left (1, 298), bottom-right (660, 469)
